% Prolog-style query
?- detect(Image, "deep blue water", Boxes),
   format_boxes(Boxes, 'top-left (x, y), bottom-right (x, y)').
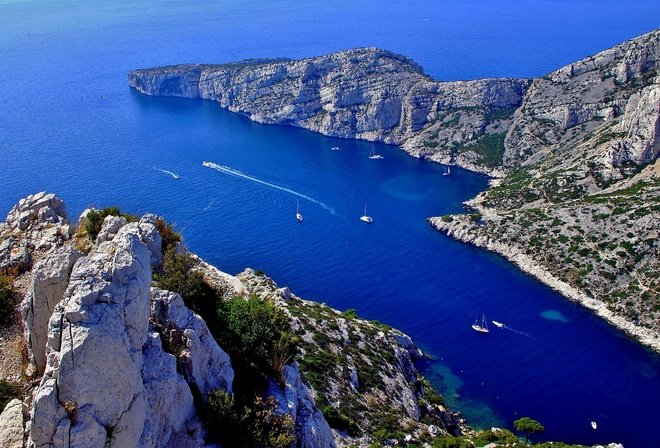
top-left (2, 1), bottom-right (660, 446)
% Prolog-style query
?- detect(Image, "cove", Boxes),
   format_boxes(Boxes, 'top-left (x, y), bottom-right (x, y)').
top-left (3, 1), bottom-right (660, 446)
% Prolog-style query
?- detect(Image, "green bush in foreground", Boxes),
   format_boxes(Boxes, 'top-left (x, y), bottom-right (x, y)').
top-left (0, 379), bottom-right (21, 410)
top-left (0, 275), bottom-right (16, 328)
top-left (84, 206), bottom-right (138, 241)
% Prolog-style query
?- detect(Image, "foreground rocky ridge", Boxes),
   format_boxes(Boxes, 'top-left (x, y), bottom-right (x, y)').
top-left (130, 29), bottom-right (660, 351)
top-left (0, 193), bottom-right (458, 447)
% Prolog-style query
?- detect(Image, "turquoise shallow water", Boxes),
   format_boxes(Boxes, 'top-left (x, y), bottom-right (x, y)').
top-left (2, 1), bottom-right (660, 446)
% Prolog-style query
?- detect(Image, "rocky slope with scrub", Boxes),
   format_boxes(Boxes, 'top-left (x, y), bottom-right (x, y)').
top-left (0, 193), bottom-right (461, 447)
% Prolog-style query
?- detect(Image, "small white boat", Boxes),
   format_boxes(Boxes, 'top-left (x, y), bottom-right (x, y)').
top-left (591, 421), bottom-right (597, 430)
top-left (472, 314), bottom-right (489, 333)
top-left (443, 166), bottom-right (451, 176)
top-left (360, 202), bottom-right (373, 223)
top-left (369, 143), bottom-right (384, 160)
top-left (296, 200), bottom-right (303, 222)
top-left (492, 321), bottom-right (504, 328)
top-left (331, 145), bottom-right (341, 151)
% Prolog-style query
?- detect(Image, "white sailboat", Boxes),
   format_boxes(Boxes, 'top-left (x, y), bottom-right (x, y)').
top-left (591, 421), bottom-right (597, 430)
top-left (331, 140), bottom-right (341, 151)
top-left (296, 200), bottom-right (303, 222)
top-left (443, 166), bottom-right (451, 176)
top-left (472, 314), bottom-right (489, 333)
top-left (369, 143), bottom-right (384, 159)
top-left (360, 202), bottom-right (373, 223)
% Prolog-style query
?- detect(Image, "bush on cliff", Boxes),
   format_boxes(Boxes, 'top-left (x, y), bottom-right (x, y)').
top-left (155, 218), bottom-right (181, 255)
top-left (83, 206), bottom-right (139, 240)
top-left (0, 379), bottom-right (21, 410)
top-left (215, 295), bottom-right (298, 393)
top-left (0, 275), bottom-right (17, 328)
top-left (153, 248), bottom-right (298, 447)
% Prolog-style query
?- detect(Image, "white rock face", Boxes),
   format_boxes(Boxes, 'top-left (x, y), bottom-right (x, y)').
top-left (0, 399), bottom-right (25, 448)
top-left (150, 288), bottom-right (234, 396)
top-left (129, 48), bottom-right (528, 151)
top-left (27, 218), bottom-right (227, 448)
top-left (266, 362), bottom-right (335, 448)
top-left (0, 192), bottom-right (72, 274)
top-left (23, 246), bottom-right (83, 374)
top-left (140, 332), bottom-right (200, 447)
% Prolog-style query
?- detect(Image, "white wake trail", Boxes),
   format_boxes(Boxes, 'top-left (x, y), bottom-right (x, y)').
top-left (154, 167), bottom-right (180, 179)
top-left (203, 161), bottom-right (336, 215)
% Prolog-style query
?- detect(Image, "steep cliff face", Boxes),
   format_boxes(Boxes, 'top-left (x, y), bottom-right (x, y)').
top-left (129, 30), bottom-right (660, 178)
top-left (129, 47), bottom-right (529, 174)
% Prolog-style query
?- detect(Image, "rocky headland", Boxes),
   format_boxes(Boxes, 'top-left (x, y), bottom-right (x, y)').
top-left (129, 28), bottom-right (660, 352)
top-left (0, 193), bottom-right (465, 448)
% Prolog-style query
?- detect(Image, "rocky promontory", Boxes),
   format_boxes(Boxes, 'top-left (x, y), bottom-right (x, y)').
top-left (129, 47), bottom-right (529, 175)
top-left (129, 28), bottom-right (660, 352)
top-left (0, 193), bottom-right (463, 447)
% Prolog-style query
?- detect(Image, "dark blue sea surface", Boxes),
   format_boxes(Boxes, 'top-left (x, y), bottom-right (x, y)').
top-left (2, 1), bottom-right (660, 446)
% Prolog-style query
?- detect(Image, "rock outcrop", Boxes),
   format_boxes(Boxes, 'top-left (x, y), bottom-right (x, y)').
top-left (266, 363), bottom-right (334, 448)
top-left (0, 399), bottom-right (25, 448)
top-left (0, 192), bottom-right (72, 275)
top-left (26, 211), bottom-right (232, 447)
top-left (22, 246), bottom-right (82, 374)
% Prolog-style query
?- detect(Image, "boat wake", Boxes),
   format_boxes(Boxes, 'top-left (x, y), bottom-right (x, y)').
top-left (154, 167), bottom-right (180, 179)
top-left (203, 161), bottom-right (336, 215)
top-left (493, 322), bottom-right (534, 339)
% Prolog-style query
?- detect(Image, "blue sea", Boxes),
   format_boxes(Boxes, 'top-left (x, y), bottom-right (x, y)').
top-left (2, 1), bottom-right (660, 446)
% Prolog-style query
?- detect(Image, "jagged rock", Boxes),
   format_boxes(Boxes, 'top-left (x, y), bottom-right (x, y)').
top-left (138, 214), bottom-right (163, 268)
top-left (266, 362), bottom-right (335, 448)
top-left (150, 288), bottom-right (234, 396)
top-left (190, 254), bottom-right (244, 299)
top-left (0, 399), bottom-right (25, 448)
top-left (23, 246), bottom-right (83, 374)
top-left (140, 331), bottom-right (199, 447)
top-left (96, 215), bottom-right (127, 243)
top-left (30, 221), bottom-right (154, 447)
top-left (0, 192), bottom-right (71, 274)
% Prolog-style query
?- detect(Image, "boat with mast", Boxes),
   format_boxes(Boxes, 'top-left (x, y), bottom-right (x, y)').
top-left (369, 143), bottom-right (383, 159)
top-left (296, 200), bottom-right (303, 222)
top-left (360, 203), bottom-right (373, 223)
top-left (443, 165), bottom-right (451, 176)
top-left (472, 314), bottom-right (489, 333)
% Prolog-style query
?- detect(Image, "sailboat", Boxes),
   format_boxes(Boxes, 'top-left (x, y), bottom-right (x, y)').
top-left (472, 314), bottom-right (489, 333)
top-left (296, 200), bottom-right (303, 222)
top-left (369, 143), bottom-right (384, 159)
top-left (443, 165), bottom-right (451, 176)
top-left (360, 202), bottom-right (373, 223)
top-left (331, 140), bottom-right (341, 151)
top-left (591, 421), bottom-right (597, 430)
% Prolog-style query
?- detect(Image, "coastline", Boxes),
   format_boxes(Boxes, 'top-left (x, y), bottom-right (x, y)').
top-left (428, 214), bottom-right (660, 353)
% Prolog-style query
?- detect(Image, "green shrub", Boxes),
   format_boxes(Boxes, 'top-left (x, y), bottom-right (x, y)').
top-left (0, 275), bottom-right (16, 328)
top-left (342, 308), bottom-right (358, 320)
top-left (154, 248), bottom-right (216, 322)
top-left (83, 206), bottom-right (139, 241)
top-left (0, 380), bottom-right (21, 410)
top-left (155, 218), bottom-right (181, 255)
top-left (215, 295), bottom-right (298, 394)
